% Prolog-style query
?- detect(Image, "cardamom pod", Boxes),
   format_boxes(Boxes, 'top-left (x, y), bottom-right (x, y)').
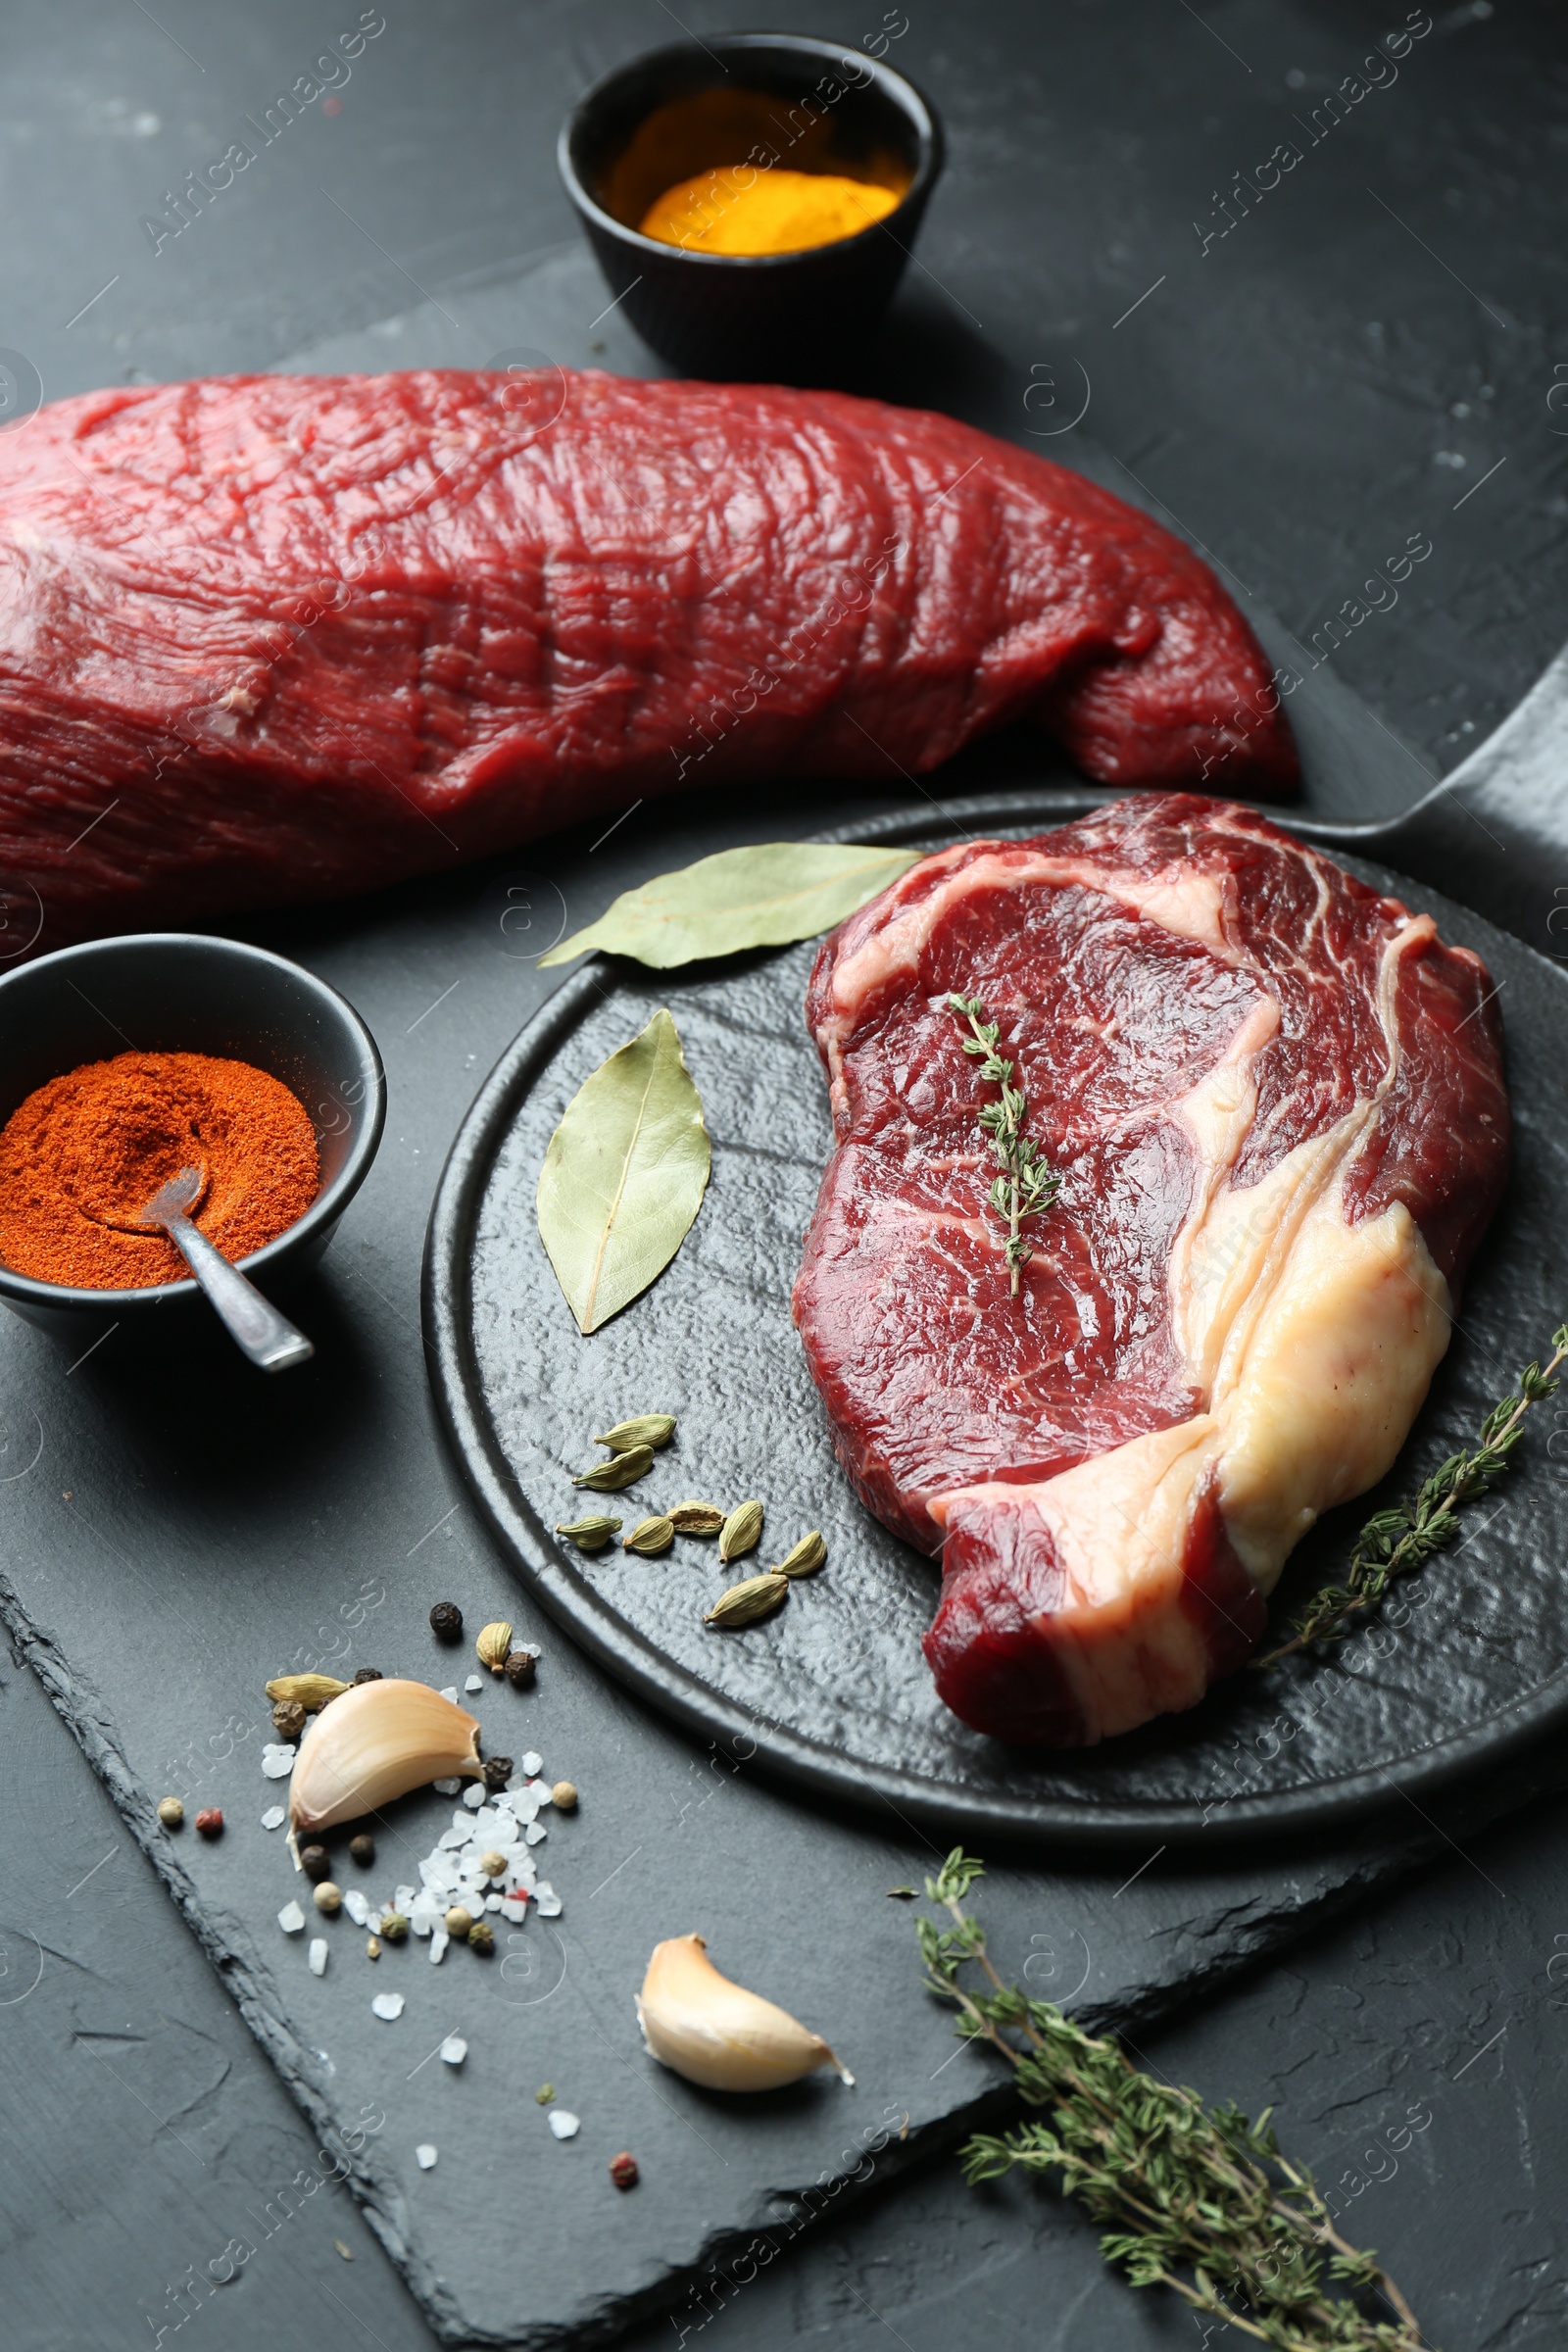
top-left (476, 1620), bottom-right (514, 1673)
top-left (265, 1673), bottom-right (350, 1711)
top-left (704, 1572), bottom-right (788, 1629)
top-left (624, 1514), bottom-right (675, 1556)
top-left (595, 1414), bottom-right (677, 1453)
top-left (773, 1531), bottom-right (826, 1580)
top-left (668, 1500), bottom-right (725, 1536)
top-left (556, 1514), bottom-right (623, 1551)
top-left (573, 1445), bottom-right (655, 1493)
top-left (718, 1498), bottom-right (763, 1563)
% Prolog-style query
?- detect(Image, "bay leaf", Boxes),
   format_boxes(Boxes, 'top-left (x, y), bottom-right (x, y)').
top-left (537, 841), bottom-right (920, 970)
top-left (536, 1007), bottom-right (710, 1335)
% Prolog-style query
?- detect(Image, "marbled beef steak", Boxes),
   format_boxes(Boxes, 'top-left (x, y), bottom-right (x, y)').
top-left (793, 795), bottom-right (1509, 1746)
top-left (0, 371), bottom-right (1294, 946)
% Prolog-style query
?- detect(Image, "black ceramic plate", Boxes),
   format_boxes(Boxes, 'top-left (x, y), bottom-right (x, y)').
top-left (424, 792), bottom-right (1568, 1847)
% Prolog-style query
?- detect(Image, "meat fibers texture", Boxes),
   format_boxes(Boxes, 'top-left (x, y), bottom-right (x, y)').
top-left (0, 371), bottom-right (1296, 949)
top-left (793, 795), bottom-right (1509, 1748)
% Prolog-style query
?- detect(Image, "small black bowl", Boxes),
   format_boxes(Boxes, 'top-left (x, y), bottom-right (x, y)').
top-left (559, 31), bottom-right (944, 379)
top-left (0, 934), bottom-right (385, 1346)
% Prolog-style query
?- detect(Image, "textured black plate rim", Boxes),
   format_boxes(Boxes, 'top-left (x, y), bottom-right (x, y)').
top-left (422, 790), bottom-right (1568, 1850)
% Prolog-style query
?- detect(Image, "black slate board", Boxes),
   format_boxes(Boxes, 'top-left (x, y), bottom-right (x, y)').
top-left (425, 793), bottom-right (1568, 1848)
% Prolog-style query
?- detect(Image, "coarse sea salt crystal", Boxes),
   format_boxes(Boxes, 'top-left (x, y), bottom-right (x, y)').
top-left (309, 1938), bottom-right (328, 1977)
top-left (548, 2109), bottom-right (580, 2140)
top-left (371, 1991), bottom-right (405, 2021)
top-left (439, 1687), bottom-right (459, 1704)
top-left (432, 1777), bottom-right (461, 1795)
top-left (429, 1929), bottom-right (449, 1964)
top-left (535, 1886), bottom-right (562, 1918)
top-left (439, 1824), bottom-right (470, 1849)
top-left (394, 1885), bottom-right (416, 1912)
top-left (521, 1751), bottom-right (543, 1777)
top-left (484, 1892), bottom-right (502, 1913)
top-left (343, 1889), bottom-right (370, 1928)
top-left (441, 2034), bottom-right (466, 2066)
top-left (465, 1673), bottom-right (483, 1691)
top-left (261, 1805), bottom-right (286, 1831)
top-left (500, 1897), bottom-right (527, 1923)
top-left (278, 1900), bottom-right (307, 1936)
top-left (524, 1822), bottom-right (547, 1846)
top-left (416, 2143), bottom-right (438, 2170)
top-left (261, 1743), bottom-right (296, 1780)
top-left (462, 1784), bottom-right (485, 1810)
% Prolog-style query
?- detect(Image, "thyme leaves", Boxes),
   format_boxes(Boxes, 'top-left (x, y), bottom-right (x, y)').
top-left (919, 1851), bottom-right (1426, 2352)
top-left (947, 994), bottom-right (1059, 1297)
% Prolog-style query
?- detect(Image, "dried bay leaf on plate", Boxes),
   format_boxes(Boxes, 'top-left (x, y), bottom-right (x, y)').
top-left (537, 841), bottom-right (920, 970)
top-left (536, 1007), bottom-right (710, 1334)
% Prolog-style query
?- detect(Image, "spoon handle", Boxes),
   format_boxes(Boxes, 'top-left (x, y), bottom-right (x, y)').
top-left (163, 1213), bottom-right (315, 1372)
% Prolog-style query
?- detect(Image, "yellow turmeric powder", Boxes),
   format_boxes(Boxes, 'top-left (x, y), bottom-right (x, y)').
top-left (638, 166), bottom-right (900, 257)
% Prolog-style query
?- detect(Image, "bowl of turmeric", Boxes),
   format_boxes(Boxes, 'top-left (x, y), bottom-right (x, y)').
top-left (559, 31), bottom-right (943, 379)
top-left (0, 933), bottom-right (385, 1343)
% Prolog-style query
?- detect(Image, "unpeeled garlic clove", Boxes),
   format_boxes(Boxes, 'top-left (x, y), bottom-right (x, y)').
top-left (289, 1678), bottom-right (482, 1835)
top-left (635, 1934), bottom-right (852, 2092)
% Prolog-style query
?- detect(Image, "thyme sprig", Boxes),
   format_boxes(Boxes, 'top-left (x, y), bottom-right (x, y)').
top-left (1255, 1322), bottom-right (1568, 1668)
top-left (947, 994), bottom-right (1059, 1296)
top-left (919, 1850), bottom-right (1426, 2351)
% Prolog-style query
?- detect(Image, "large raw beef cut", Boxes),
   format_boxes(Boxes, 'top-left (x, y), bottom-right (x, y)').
top-left (793, 795), bottom-right (1509, 1746)
top-left (0, 371), bottom-right (1294, 948)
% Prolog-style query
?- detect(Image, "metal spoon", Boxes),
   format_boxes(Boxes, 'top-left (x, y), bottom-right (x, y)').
top-left (135, 1166), bottom-right (315, 1373)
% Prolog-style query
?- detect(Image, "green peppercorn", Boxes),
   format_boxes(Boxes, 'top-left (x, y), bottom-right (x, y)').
top-left (379, 1911), bottom-right (410, 1943)
top-left (467, 1920), bottom-right (495, 1956)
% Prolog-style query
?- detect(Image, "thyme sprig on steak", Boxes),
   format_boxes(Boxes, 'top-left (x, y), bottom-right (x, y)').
top-left (948, 994), bottom-right (1060, 1297)
top-left (1256, 1322), bottom-right (1568, 1667)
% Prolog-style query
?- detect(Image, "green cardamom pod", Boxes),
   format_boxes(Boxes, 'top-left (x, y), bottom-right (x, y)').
top-left (623, 1514), bottom-right (675, 1556)
top-left (773, 1531), bottom-right (826, 1580)
top-left (704, 1572), bottom-right (789, 1629)
top-left (718, 1498), bottom-right (764, 1563)
top-left (555, 1514), bottom-right (623, 1550)
top-left (572, 1445), bottom-right (655, 1493)
top-left (595, 1415), bottom-right (677, 1453)
top-left (668, 1500), bottom-right (726, 1536)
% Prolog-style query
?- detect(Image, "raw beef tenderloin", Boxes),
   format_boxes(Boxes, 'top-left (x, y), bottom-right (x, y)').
top-left (0, 372), bottom-right (1295, 948)
top-left (793, 795), bottom-right (1509, 1746)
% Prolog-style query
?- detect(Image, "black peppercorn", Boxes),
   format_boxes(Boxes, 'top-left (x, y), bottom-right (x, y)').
top-left (504, 1649), bottom-right (536, 1690)
top-left (429, 1601), bottom-right (464, 1642)
top-left (272, 1698), bottom-right (308, 1741)
top-left (300, 1843), bottom-right (331, 1883)
top-left (482, 1754), bottom-right (514, 1792)
top-left (349, 1833), bottom-right (375, 1867)
top-left (352, 1666), bottom-right (383, 1685)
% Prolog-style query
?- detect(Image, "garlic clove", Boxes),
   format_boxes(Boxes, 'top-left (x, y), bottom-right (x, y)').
top-left (635, 1934), bottom-right (853, 2093)
top-left (289, 1678), bottom-right (482, 1835)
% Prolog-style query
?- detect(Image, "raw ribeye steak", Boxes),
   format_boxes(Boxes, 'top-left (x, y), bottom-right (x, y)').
top-left (793, 795), bottom-right (1509, 1746)
top-left (0, 371), bottom-right (1294, 948)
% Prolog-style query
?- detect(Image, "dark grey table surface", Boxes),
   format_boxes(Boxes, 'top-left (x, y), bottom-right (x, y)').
top-left (3, 3), bottom-right (1567, 2347)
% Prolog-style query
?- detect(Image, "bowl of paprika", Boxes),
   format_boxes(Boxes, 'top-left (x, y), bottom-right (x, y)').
top-left (559, 31), bottom-right (943, 380)
top-left (0, 933), bottom-right (385, 1345)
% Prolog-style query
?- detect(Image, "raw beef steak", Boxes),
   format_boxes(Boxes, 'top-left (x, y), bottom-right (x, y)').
top-left (0, 371), bottom-right (1294, 949)
top-left (793, 795), bottom-right (1509, 1746)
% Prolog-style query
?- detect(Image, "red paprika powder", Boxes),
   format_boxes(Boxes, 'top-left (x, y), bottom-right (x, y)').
top-left (0, 1050), bottom-right (319, 1290)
